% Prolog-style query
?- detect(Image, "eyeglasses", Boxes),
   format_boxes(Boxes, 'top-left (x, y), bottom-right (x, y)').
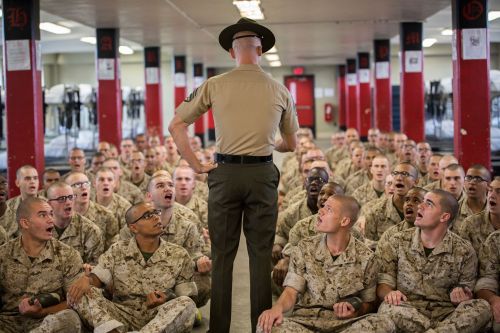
top-left (48, 194), bottom-right (76, 203)
top-left (391, 170), bottom-right (414, 178)
top-left (307, 176), bottom-right (327, 184)
top-left (70, 156), bottom-right (85, 161)
top-left (464, 175), bottom-right (488, 183)
top-left (70, 181), bottom-right (90, 189)
top-left (129, 209), bottom-right (161, 224)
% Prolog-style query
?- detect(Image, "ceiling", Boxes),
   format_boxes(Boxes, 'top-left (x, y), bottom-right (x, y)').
top-left (31, 0), bottom-right (500, 67)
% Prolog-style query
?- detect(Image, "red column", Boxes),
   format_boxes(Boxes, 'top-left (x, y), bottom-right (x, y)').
top-left (96, 28), bottom-right (122, 148)
top-left (174, 55), bottom-right (186, 109)
top-left (452, 0), bottom-right (490, 170)
top-left (337, 65), bottom-right (347, 130)
top-left (357, 52), bottom-right (371, 139)
top-left (346, 58), bottom-right (359, 130)
top-left (144, 47), bottom-right (163, 140)
top-left (3, 0), bottom-right (44, 197)
top-left (374, 39), bottom-right (392, 132)
top-left (193, 63), bottom-right (205, 146)
top-left (400, 22), bottom-right (425, 141)
top-left (206, 67), bottom-right (216, 141)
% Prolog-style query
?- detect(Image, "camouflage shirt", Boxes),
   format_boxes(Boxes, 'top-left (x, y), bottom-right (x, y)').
top-left (344, 170), bottom-right (371, 195)
top-left (0, 237), bottom-right (83, 312)
top-left (453, 198), bottom-right (486, 233)
top-left (1, 196), bottom-right (27, 238)
top-left (281, 188), bottom-right (306, 211)
top-left (194, 180), bottom-right (209, 202)
top-left (183, 195), bottom-right (208, 229)
top-left (127, 173), bottom-right (151, 195)
top-left (424, 180), bottom-right (442, 191)
top-left (352, 183), bottom-right (383, 207)
top-left (377, 219), bottom-right (414, 254)
top-left (91, 238), bottom-right (197, 311)
top-left (82, 201), bottom-right (120, 250)
top-left (116, 179), bottom-right (144, 205)
top-left (52, 214), bottom-right (104, 265)
top-left (364, 196), bottom-right (403, 241)
top-left (457, 210), bottom-right (499, 254)
top-left (98, 193), bottom-right (132, 229)
top-left (275, 198), bottom-right (314, 247)
top-left (0, 225), bottom-right (6, 246)
top-left (377, 227), bottom-right (477, 307)
top-left (475, 230), bottom-right (500, 295)
top-left (284, 234), bottom-right (378, 308)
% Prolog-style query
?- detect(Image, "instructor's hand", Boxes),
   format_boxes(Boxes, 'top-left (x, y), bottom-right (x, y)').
top-left (194, 162), bottom-right (217, 174)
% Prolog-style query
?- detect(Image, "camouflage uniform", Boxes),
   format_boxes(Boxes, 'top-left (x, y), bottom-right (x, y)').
top-left (194, 180), bottom-right (209, 202)
top-left (281, 188), bottom-right (306, 211)
top-left (377, 227), bottom-right (491, 332)
top-left (118, 157), bottom-right (132, 178)
top-left (0, 225), bottom-right (7, 246)
top-left (119, 209), bottom-right (210, 307)
top-left (274, 198), bottom-right (313, 247)
top-left (1, 196), bottom-right (27, 238)
top-left (458, 209), bottom-right (498, 252)
top-left (364, 196), bottom-right (403, 242)
top-left (115, 179), bottom-right (144, 204)
top-left (327, 147), bottom-right (349, 170)
top-left (281, 152), bottom-right (296, 173)
top-left (73, 238), bottom-right (197, 333)
top-left (279, 170), bottom-right (302, 196)
top-left (281, 156), bottom-right (299, 180)
top-left (424, 180), bottom-right (442, 191)
top-left (52, 214), bottom-right (104, 265)
top-left (453, 198), bottom-right (486, 233)
top-left (85, 170), bottom-right (96, 185)
top-left (128, 173), bottom-right (151, 194)
top-left (352, 183), bottom-right (383, 207)
top-left (82, 200), bottom-right (120, 250)
top-left (274, 234), bottom-right (395, 333)
top-left (419, 173), bottom-right (433, 187)
top-left (99, 193), bottom-right (132, 229)
top-left (377, 219), bottom-right (414, 253)
top-left (0, 238), bottom-right (83, 333)
top-left (476, 230), bottom-right (500, 333)
top-left (282, 214), bottom-right (364, 257)
top-left (183, 195), bottom-right (208, 229)
top-left (344, 169), bottom-right (371, 195)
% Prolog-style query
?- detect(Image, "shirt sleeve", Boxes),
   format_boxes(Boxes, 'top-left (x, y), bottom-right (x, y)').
top-left (475, 232), bottom-right (499, 294)
top-left (174, 250), bottom-right (197, 297)
top-left (63, 247), bottom-right (84, 293)
top-left (375, 233), bottom-right (398, 289)
top-left (279, 90), bottom-right (299, 135)
top-left (458, 242), bottom-right (478, 291)
top-left (283, 244), bottom-right (306, 293)
top-left (91, 245), bottom-right (116, 286)
top-left (176, 80), bottom-right (212, 124)
top-left (360, 253), bottom-right (378, 303)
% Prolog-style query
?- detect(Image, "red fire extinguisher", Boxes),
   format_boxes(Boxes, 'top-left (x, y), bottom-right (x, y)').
top-left (324, 103), bottom-right (333, 122)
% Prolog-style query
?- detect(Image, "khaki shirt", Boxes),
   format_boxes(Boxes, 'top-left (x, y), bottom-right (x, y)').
top-left (0, 237), bottom-right (83, 313)
top-left (377, 228), bottom-right (477, 308)
top-left (284, 234), bottom-right (378, 308)
top-left (99, 193), bottom-right (132, 229)
top-left (119, 209), bottom-right (204, 261)
top-left (52, 214), bottom-right (104, 265)
top-left (275, 198), bottom-right (313, 247)
top-left (92, 238), bottom-right (197, 312)
top-left (364, 196), bottom-right (403, 242)
top-left (128, 173), bottom-right (151, 194)
top-left (183, 195), bottom-right (208, 229)
top-left (176, 64), bottom-right (299, 156)
top-left (116, 179), bottom-right (144, 204)
top-left (82, 200), bottom-right (120, 250)
top-left (352, 182), bottom-right (383, 207)
top-left (475, 230), bottom-right (500, 294)
top-left (283, 214), bottom-right (364, 257)
top-left (344, 169), bottom-right (371, 195)
top-left (457, 210), bottom-right (499, 254)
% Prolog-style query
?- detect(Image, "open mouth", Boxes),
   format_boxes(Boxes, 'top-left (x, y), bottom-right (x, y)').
top-left (64, 207), bottom-right (72, 213)
top-left (395, 183), bottom-right (405, 189)
top-left (417, 212), bottom-right (423, 219)
top-left (164, 193), bottom-right (173, 200)
top-left (405, 207), bottom-right (414, 215)
top-left (80, 192), bottom-right (89, 198)
top-left (46, 226), bottom-right (54, 233)
top-left (489, 200), bottom-right (497, 208)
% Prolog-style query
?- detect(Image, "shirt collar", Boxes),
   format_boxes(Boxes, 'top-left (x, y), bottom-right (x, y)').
top-left (234, 64), bottom-right (264, 72)
top-left (410, 227), bottom-right (453, 256)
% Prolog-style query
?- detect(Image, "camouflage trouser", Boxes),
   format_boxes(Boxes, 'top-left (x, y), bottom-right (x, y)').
top-left (494, 321), bottom-right (500, 333)
top-left (378, 299), bottom-right (491, 333)
top-left (259, 310), bottom-right (395, 333)
top-left (0, 309), bottom-right (81, 333)
top-left (193, 271), bottom-right (211, 308)
top-left (73, 288), bottom-right (196, 333)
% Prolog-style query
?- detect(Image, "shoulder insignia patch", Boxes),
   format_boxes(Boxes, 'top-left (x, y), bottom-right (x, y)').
top-left (184, 88), bottom-right (199, 102)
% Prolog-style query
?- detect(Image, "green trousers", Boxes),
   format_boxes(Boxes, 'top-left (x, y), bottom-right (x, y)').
top-left (207, 162), bottom-right (279, 333)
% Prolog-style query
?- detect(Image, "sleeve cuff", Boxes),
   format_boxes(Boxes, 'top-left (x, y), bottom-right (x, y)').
top-left (175, 282), bottom-right (198, 297)
top-left (378, 273), bottom-right (396, 289)
top-left (281, 243), bottom-right (293, 257)
top-left (359, 285), bottom-right (377, 303)
top-left (91, 266), bottom-right (113, 286)
top-left (274, 235), bottom-right (287, 247)
top-left (283, 272), bottom-right (306, 294)
top-left (475, 277), bottom-right (499, 294)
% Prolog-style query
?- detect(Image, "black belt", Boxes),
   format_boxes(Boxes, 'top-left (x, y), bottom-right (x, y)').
top-left (214, 153), bottom-right (272, 164)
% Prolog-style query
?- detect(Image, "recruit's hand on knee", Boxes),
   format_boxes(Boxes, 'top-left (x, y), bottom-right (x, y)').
top-left (272, 258), bottom-right (290, 286)
top-left (450, 286), bottom-right (473, 305)
top-left (258, 306), bottom-right (283, 333)
top-left (384, 290), bottom-right (407, 306)
top-left (272, 244), bottom-right (283, 263)
top-left (491, 296), bottom-right (500, 323)
top-left (18, 297), bottom-right (44, 318)
top-left (67, 275), bottom-right (91, 307)
top-left (196, 256), bottom-right (212, 273)
top-left (145, 291), bottom-right (167, 309)
top-left (333, 301), bottom-right (357, 319)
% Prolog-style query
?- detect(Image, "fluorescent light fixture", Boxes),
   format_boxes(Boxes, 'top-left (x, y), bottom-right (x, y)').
top-left (269, 61), bottom-right (282, 67)
top-left (441, 29), bottom-right (453, 36)
top-left (80, 37), bottom-right (96, 45)
top-left (119, 46), bottom-right (134, 55)
top-left (58, 20), bottom-right (81, 28)
top-left (267, 46), bottom-right (278, 53)
top-left (422, 38), bottom-right (437, 48)
top-left (265, 54), bottom-right (280, 61)
top-left (489, 11), bottom-right (500, 21)
top-left (0, 11), bottom-right (3, 18)
top-left (233, 0), bottom-right (265, 20)
top-left (40, 22), bottom-right (71, 34)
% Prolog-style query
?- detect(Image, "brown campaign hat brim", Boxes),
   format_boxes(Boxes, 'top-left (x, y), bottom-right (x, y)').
top-left (219, 18), bottom-right (275, 53)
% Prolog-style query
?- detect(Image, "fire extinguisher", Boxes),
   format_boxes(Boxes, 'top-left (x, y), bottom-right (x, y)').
top-left (324, 103), bottom-right (333, 122)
